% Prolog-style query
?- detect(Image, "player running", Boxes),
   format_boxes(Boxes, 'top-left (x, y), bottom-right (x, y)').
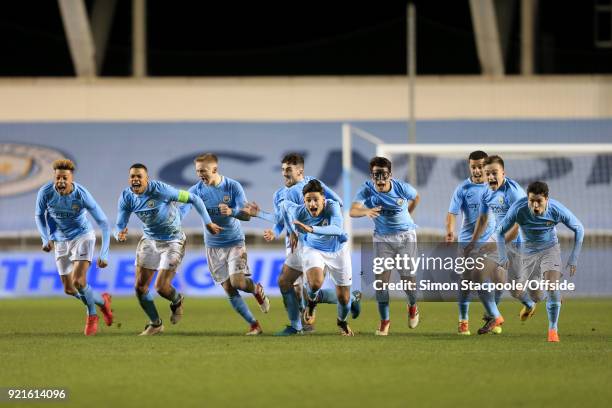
top-left (245, 153), bottom-right (360, 333)
top-left (350, 156), bottom-right (421, 336)
top-left (278, 179), bottom-right (355, 336)
top-left (496, 181), bottom-right (583, 342)
top-left (465, 155), bottom-right (536, 335)
top-left (34, 159), bottom-right (113, 336)
top-left (115, 163), bottom-right (221, 336)
top-left (446, 151), bottom-right (497, 335)
top-left (180, 154), bottom-right (270, 335)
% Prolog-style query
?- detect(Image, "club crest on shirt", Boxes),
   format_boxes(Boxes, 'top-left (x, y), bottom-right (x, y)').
top-left (546, 221), bottom-right (554, 226)
top-left (147, 199), bottom-right (155, 208)
top-left (396, 198), bottom-right (405, 206)
top-left (223, 195), bottom-right (230, 203)
top-left (498, 195), bottom-right (504, 205)
top-left (321, 219), bottom-right (329, 226)
top-left (71, 202), bottom-right (80, 212)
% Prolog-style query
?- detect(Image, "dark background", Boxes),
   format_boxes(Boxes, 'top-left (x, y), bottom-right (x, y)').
top-left (0, 0), bottom-right (610, 76)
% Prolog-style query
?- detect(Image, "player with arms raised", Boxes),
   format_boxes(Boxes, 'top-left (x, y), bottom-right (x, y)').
top-left (496, 181), bottom-right (583, 342)
top-left (350, 156), bottom-right (420, 336)
top-left (35, 159), bottom-right (113, 336)
top-left (115, 163), bottom-right (221, 335)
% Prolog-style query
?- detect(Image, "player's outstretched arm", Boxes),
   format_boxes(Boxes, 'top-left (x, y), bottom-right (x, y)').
top-left (220, 206), bottom-right (251, 221)
top-left (175, 190), bottom-right (212, 225)
top-left (184, 193), bottom-right (223, 234)
top-left (306, 202), bottom-right (345, 236)
top-left (232, 181), bottom-right (253, 221)
top-left (244, 202), bottom-right (276, 223)
top-left (467, 213), bottom-right (487, 247)
top-left (446, 185), bottom-right (464, 243)
top-left (34, 188), bottom-right (52, 250)
top-left (280, 200), bottom-right (299, 235)
top-left (399, 181), bottom-right (419, 214)
top-left (408, 193), bottom-right (420, 214)
top-left (83, 189), bottom-right (111, 266)
top-left (243, 202), bottom-right (285, 239)
top-left (114, 195), bottom-right (132, 242)
top-left (350, 183), bottom-right (378, 218)
top-left (445, 213), bottom-right (456, 242)
top-left (495, 202), bottom-right (519, 266)
top-left (504, 223), bottom-right (520, 243)
top-left (349, 202), bottom-right (381, 218)
top-left (179, 202), bottom-right (192, 220)
top-left (466, 196), bottom-right (491, 253)
top-left (558, 203), bottom-right (584, 275)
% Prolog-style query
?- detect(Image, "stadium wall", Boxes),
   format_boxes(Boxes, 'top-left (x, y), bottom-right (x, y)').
top-left (0, 76), bottom-right (610, 121)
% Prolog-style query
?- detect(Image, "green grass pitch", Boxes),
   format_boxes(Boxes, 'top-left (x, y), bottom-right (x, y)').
top-left (0, 297), bottom-right (610, 408)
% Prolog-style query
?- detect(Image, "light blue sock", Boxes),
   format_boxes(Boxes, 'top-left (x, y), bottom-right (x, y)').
top-left (406, 290), bottom-right (417, 307)
top-left (281, 289), bottom-right (303, 331)
top-left (337, 299), bottom-right (351, 322)
top-left (458, 290), bottom-right (470, 321)
top-left (546, 290), bottom-right (561, 330)
top-left (137, 290), bottom-right (160, 323)
top-left (494, 290), bottom-right (503, 305)
top-left (229, 295), bottom-right (257, 325)
top-left (73, 289), bottom-right (103, 308)
top-left (478, 290), bottom-right (501, 318)
top-left (77, 284), bottom-right (97, 316)
top-left (377, 301), bottom-right (390, 321)
top-left (519, 292), bottom-right (536, 309)
top-left (376, 288), bottom-right (390, 320)
top-left (317, 288), bottom-right (338, 304)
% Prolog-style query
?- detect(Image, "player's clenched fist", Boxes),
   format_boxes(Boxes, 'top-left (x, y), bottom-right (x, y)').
top-left (445, 231), bottom-right (455, 243)
top-left (366, 206), bottom-right (382, 218)
top-left (218, 203), bottom-right (232, 216)
top-left (206, 222), bottom-right (223, 235)
top-left (117, 227), bottom-right (128, 242)
top-left (263, 229), bottom-right (275, 242)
